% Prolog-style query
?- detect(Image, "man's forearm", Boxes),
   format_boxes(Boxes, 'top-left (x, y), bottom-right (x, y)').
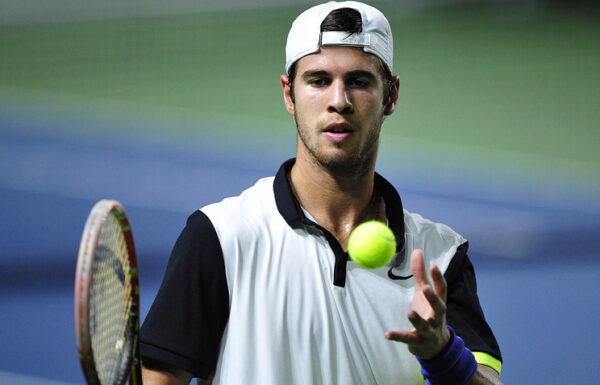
top-left (467, 364), bottom-right (503, 385)
top-left (141, 363), bottom-right (193, 385)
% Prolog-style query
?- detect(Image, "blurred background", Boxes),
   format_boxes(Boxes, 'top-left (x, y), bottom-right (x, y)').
top-left (1, 0), bottom-right (598, 384)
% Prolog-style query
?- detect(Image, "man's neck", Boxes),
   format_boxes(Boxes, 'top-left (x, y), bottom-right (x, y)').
top-left (289, 154), bottom-right (385, 250)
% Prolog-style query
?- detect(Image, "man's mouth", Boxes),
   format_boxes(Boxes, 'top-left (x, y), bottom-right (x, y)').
top-left (324, 123), bottom-right (353, 133)
top-left (322, 123), bottom-right (353, 142)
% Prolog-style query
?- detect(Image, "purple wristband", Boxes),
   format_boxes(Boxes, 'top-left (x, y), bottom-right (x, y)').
top-left (416, 326), bottom-right (478, 385)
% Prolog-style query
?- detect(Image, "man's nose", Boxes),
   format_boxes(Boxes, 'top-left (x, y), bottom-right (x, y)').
top-left (327, 80), bottom-right (353, 114)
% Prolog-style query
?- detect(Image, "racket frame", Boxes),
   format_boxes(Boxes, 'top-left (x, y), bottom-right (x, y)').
top-left (74, 199), bottom-right (141, 385)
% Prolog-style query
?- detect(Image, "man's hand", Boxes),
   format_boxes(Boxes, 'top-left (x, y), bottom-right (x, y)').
top-left (385, 249), bottom-right (504, 385)
top-left (384, 249), bottom-right (451, 359)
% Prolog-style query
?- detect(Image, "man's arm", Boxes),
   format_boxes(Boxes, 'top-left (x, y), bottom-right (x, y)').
top-left (142, 360), bottom-right (194, 385)
top-left (385, 249), bottom-right (503, 385)
top-left (469, 364), bottom-right (501, 385)
top-left (139, 211), bottom-right (230, 384)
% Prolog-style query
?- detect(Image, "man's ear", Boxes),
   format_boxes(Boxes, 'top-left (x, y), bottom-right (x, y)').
top-left (383, 76), bottom-right (400, 116)
top-left (281, 75), bottom-right (295, 116)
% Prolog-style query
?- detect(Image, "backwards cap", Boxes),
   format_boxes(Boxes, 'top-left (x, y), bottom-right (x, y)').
top-left (285, 1), bottom-right (393, 74)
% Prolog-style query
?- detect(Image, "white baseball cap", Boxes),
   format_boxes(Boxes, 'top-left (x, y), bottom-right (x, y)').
top-left (285, 1), bottom-right (394, 74)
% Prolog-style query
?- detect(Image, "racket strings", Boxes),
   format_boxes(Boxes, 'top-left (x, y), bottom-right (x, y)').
top-left (89, 211), bottom-right (133, 385)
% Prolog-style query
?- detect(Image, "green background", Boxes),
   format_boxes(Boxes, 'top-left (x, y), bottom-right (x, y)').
top-left (2, 3), bottom-right (598, 169)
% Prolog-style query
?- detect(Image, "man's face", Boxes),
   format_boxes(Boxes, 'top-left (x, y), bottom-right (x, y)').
top-left (281, 46), bottom-right (398, 174)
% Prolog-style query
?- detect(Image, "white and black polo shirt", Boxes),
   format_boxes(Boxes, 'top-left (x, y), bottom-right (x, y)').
top-left (140, 159), bottom-right (502, 384)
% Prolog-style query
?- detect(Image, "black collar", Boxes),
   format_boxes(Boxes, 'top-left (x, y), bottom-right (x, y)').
top-left (273, 158), bottom-right (406, 254)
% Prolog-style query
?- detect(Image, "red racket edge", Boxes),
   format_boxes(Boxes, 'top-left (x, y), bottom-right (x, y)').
top-left (74, 200), bottom-right (141, 385)
top-left (74, 200), bottom-right (109, 385)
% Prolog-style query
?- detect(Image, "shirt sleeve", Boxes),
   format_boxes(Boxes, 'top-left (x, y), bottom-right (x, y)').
top-left (139, 210), bottom-right (230, 379)
top-left (443, 242), bottom-right (502, 364)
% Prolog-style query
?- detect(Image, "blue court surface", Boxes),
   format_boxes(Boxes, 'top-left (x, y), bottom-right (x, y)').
top-left (1, 111), bottom-right (599, 385)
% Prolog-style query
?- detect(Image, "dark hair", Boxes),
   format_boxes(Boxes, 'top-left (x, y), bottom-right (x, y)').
top-left (287, 8), bottom-right (394, 104)
top-left (320, 8), bottom-right (363, 35)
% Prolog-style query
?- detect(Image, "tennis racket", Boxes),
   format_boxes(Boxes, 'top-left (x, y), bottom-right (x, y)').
top-left (74, 199), bottom-right (142, 385)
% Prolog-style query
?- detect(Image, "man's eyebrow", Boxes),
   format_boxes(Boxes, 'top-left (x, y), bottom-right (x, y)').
top-left (301, 69), bottom-right (378, 80)
top-left (301, 70), bottom-right (330, 79)
top-left (345, 70), bottom-right (378, 81)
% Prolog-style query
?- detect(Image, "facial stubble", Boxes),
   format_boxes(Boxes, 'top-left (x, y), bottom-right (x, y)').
top-left (294, 111), bottom-right (383, 178)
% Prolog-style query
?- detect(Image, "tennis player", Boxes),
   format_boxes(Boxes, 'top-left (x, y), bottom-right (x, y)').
top-left (140, 2), bottom-right (503, 384)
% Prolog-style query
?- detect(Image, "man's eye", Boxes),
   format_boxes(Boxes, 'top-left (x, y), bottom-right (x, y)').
top-left (309, 78), bottom-right (329, 86)
top-left (348, 78), bottom-right (369, 88)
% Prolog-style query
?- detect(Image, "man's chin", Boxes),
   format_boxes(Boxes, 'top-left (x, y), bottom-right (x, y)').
top-left (315, 152), bottom-right (372, 175)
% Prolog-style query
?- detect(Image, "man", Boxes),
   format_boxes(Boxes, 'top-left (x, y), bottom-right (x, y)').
top-left (140, 2), bottom-right (503, 384)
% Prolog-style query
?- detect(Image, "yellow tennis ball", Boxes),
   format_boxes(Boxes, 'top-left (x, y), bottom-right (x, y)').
top-left (348, 220), bottom-right (396, 269)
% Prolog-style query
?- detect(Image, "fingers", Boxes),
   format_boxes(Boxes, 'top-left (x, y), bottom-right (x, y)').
top-left (386, 308), bottom-right (450, 358)
top-left (411, 249), bottom-right (448, 302)
top-left (384, 329), bottom-right (419, 344)
top-left (387, 309), bottom-right (435, 342)
top-left (408, 309), bottom-right (430, 331)
top-left (430, 263), bottom-right (447, 303)
top-left (410, 249), bottom-right (428, 286)
top-left (385, 310), bottom-right (440, 356)
top-left (388, 250), bottom-right (451, 358)
top-left (422, 285), bottom-right (447, 324)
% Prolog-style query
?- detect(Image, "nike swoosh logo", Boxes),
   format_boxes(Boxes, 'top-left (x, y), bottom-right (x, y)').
top-left (387, 268), bottom-right (413, 280)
